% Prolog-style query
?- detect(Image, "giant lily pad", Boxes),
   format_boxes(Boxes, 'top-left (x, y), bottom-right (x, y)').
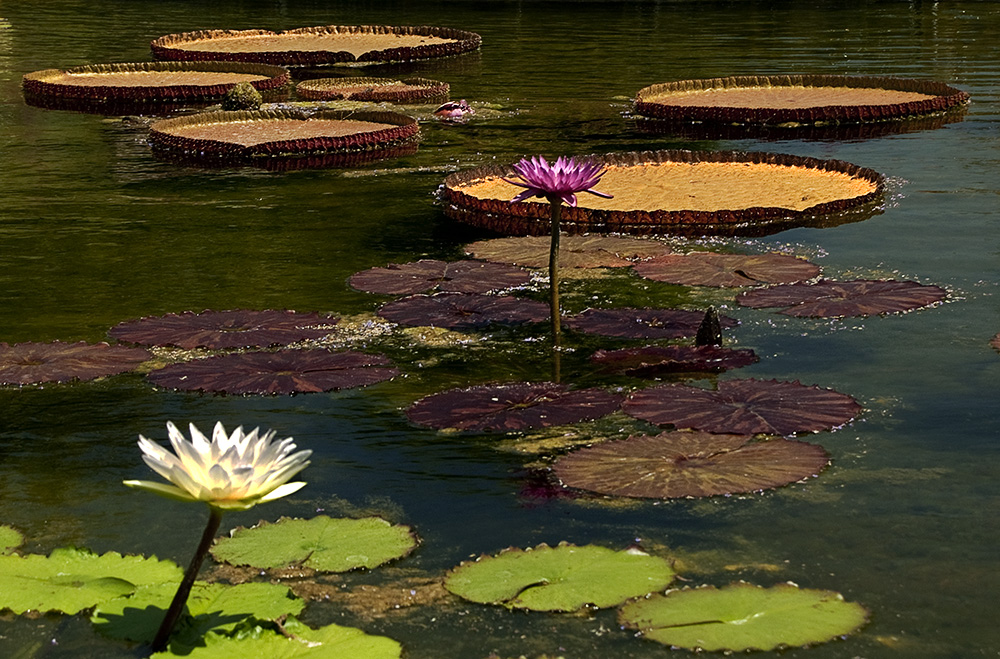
top-left (623, 379), bottom-right (861, 435)
top-left (736, 279), bottom-right (948, 317)
top-left (92, 581), bottom-right (304, 643)
top-left (109, 309), bottom-right (338, 350)
top-left (464, 235), bottom-right (674, 269)
top-left (349, 260), bottom-right (530, 295)
top-left (553, 431), bottom-right (829, 499)
top-left (377, 292), bottom-right (548, 329)
top-left (211, 516), bottom-right (418, 572)
top-left (0, 547), bottom-right (182, 614)
top-left (633, 252), bottom-right (820, 287)
top-left (590, 345), bottom-right (758, 377)
top-left (147, 349), bottom-right (398, 395)
top-left (297, 76), bottom-right (449, 103)
top-left (564, 307), bottom-right (736, 340)
top-left (405, 382), bottom-right (623, 432)
top-left (0, 341), bottom-right (151, 385)
top-left (444, 543), bottom-right (675, 611)
top-left (618, 582), bottom-right (869, 651)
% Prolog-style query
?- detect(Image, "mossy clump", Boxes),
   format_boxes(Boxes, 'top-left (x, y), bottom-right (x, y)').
top-left (222, 82), bottom-right (263, 110)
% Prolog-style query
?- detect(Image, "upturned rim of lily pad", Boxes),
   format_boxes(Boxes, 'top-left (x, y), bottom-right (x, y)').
top-left (296, 76), bottom-right (450, 103)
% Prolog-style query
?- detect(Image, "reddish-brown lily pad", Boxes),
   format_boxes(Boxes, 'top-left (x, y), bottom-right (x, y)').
top-left (0, 341), bottom-right (151, 385)
top-left (405, 382), bottom-right (623, 432)
top-left (736, 279), bottom-right (947, 317)
top-left (464, 235), bottom-right (674, 269)
top-left (633, 252), bottom-right (820, 287)
top-left (565, 307), bottom-right (736, 340)
top-left (554, 431), bottom-right (829, 498)
top-left (108, 309), bottom-right (338, 350)
top-left (623, 378), bottom-right (861, 435)
top-left (349, 260), bottom-right (531, 295)
top-left (147, 349), bottom-right (398, 395)
top-left (590, 345), bottom-right (758, 377)
top-left (990, 333), bottom-right (1000, 351)
top-left (377, 293), bottom-right (548, 329)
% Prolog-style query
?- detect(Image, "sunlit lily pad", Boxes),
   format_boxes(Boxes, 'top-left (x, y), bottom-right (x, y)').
top-left (590, 345), bottom-right (758, 377)
top-left (378, 293), bottom-right (548, 329)
top-left (148, 349), bottom-right (399, 395)
top-left (92, 581), bottom-right (304, 643)
top-left (623, 378), bottom-right (861, 435)
top-left (553, 431), bottom-right (829, 498)
top-left (1, 525), bottom-right (24, 553)
top-left (445, 543), bottom-right (675, 611)
top-left (565, 307), bottom-right (736, 340)
top-left (464, 235), bottom-right (673, 269)
top-left (211, 516), bottom-right (418, 572)
top-left (618, 582), bottom-right (869, 651)
top-left (150, 616), bottom-right (403, 659)
top-left (109, 309), bottom-right (338, 349)
top-left (349, 259), bottom-right (530, 295)
top-left (0, 341), bottom-right (151, 385)
top-left (736, 279), bottom-right (947, 317)
top-left (0, 547), bottom-right (182, 614)
top-left (405, 382), bottom-right (623, 432)
top-left (633, 252), bottom-right (820, 287)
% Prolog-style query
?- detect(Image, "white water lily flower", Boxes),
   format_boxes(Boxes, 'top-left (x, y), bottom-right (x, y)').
top-left (124, 421), bottom-right (311, 511)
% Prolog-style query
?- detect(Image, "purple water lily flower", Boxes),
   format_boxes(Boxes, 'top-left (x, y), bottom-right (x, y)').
top-left (503, 155), bottom-right (613, 207)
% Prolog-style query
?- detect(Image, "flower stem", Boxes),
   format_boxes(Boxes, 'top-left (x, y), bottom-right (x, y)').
top-left (151, 507), bottom-right (224, 653)
top-left (548, 199), bottom-right (562, 346)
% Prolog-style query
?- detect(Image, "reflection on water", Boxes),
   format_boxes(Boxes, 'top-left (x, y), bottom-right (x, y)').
top-left (1, 1), bottom-right (999, 658)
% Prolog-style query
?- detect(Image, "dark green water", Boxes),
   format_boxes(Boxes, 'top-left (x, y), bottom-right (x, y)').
top-left (1, 1), bottom-right (998, 657)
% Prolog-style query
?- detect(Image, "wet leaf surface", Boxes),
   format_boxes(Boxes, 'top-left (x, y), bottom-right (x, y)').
top-left (553, 431), bottom-right (829, 498)
top-left (465, 235), bottom-right (674, 268)
top-left (564, 307), bottom-right (736, 339)
top-left (349, 259), bottom-right (531, 295)
top-left (590, 344), bottom-right (758, 377)
top-left (633, 252), bottom-right (820, 287)
top-left (736, 279), bottom-right (947, 317)
top-left (0, 341), bottom-right (151, 385)
top-left (405, 381), bottom-right (623, 432)
top-left (622, 378), bottom-right (861, 435)
top-left (147, 349), bottom-right (399, 395)
top-left (377, 292), bottom-right (549, 329)
top-left (108, 309), bottom-right (339, 349)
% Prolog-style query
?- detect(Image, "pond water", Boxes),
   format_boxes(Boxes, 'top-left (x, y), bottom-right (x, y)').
top-left (1, 1), bottom-right (998, 657)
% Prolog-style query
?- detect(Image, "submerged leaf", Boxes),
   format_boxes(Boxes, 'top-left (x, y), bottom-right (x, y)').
top-left (0, 341), bottom-right (151, 385)
top-left (109, 309), bottom-right (339, 349)
top-left (565, 307), bottom-right (736, 340)
top-left (465, 235), bottom-right (673, 269)
top-left (619, 582), bottom-right (869, 651)
top-left (590, 345), bottom-right (758, 377)
top-left (634, 252), bottom-right (820, 287)
top-left (736, 279), bottom-right (947, 317)
top-left (210, 516), bottom-right (418, 573)
top-left (445, 543), bottom-right (675, 611)
top-left (377, 292), bottom-right (548, 329)
top-left (349, 259), bottom-right (531, 295)
top-left (553, 431), bottom-right (829, 498)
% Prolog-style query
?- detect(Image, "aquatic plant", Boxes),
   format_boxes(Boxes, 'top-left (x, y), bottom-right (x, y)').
top-left (737, 278), bottom-right (948, 317)
top-left (221, 81), bottom-right (262, 110)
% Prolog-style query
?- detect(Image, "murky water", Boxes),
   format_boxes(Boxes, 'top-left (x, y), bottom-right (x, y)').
top-left (1, 1), bottom-right (998, 657)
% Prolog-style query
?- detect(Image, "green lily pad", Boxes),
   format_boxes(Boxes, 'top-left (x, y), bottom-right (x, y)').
top-left (92, 581), bottom-right (304, 643)
top-left (0, 547), bottom-right (182, 614)
top-left (619, 582), bottom-right (869, 652)
top-left (1, 525), bottom-right (23, 553)
top-left (444, 543), bottom-right (675, 612)
top-left (150, 616), bottom-right (402, 658)
top-left (210, 516), bottom-right (418, 572)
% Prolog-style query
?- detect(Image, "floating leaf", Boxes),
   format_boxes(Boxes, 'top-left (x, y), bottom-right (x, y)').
top-left (465, 235), bottom-right (673, 269)
top-left (1, 525), bottom-right (24, 553)
top-left (148, 349), bottom-right (399, 395)
top-left (211, 516), bottom-right (418, 573)
top-left (445, 543), bottom-right (675, 611)
top-left (565, 307), bottom-right (736, 340)
top-left (0, 547), bottom-right (182, 614)
top-left (92, 581), bottom-right (304, 643)
top-left (553, 431), bottom-right (829, 498)
top-left (633, 252), bottom-right (820, 287)
top-left (109, 309), bottom-right (339, 349)
top-left (349, 259), bottom-right (531, 295)
top-left (150, 616), bottom-right (403, 659)
top-left (0, 341), bottom-right (151, 385)
top-left (736, 279), bottom-right (947, 317)
top-left (590, 345), bottom-right (758, 377)
top-left (377, 292), bottom-right (548, 329)
top-left (619, 582), bottom-right (869, 651)
top-left (623, 378), bottom-right (861, 435)
top-left (405, 382), bottom-right (623, 432)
